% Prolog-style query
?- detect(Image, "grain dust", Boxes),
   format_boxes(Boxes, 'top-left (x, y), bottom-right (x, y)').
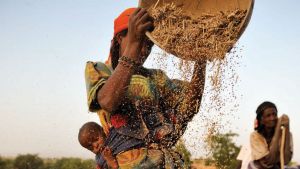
top-left (148, 3), bottom-right (245, 156)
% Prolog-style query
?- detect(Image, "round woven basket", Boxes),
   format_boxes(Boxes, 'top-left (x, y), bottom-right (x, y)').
top-left (139, 0), bottom-right (254, 60)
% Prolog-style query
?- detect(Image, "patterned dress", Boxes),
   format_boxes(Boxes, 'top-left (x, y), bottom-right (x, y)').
top-left (85, 61), bottom-right (190, 169)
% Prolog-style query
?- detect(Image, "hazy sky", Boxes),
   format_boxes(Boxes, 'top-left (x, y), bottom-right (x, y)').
top-left (0, 0), bottom-right (299, 163)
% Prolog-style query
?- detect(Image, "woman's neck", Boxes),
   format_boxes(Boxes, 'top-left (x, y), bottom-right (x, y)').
top-left (262, 127), bottom-right (275, 143)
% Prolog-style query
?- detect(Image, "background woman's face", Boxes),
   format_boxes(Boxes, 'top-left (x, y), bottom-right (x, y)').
top-left (261, 107), bottom-right (278, 129)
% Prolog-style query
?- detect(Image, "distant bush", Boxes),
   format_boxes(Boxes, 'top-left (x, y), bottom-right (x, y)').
top-left (205, 132), bottom-right (240, 169)
top-left (14, 154), bottom-right (44, 169)
top-left (175, 139), bottom-right (192, 169)
top-left (53, 157), bottom-right (95, 169)
top-left (0, 154), bottom-right (95, 169)
top-left (0, 156), bottom-right (14, 169)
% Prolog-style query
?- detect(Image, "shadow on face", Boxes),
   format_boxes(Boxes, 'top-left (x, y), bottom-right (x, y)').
top-left (141, 38), bottom-right (154, 59)
top-left (261, 107), bottom-right (278, 129)
top-left (118, 33), bottom-right (154, 62)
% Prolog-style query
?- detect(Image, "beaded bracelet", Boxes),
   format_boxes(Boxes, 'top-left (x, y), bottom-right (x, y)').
top-left (118, 56), bottom-right (141, 69)
top-left (118, 59), bottom-right (135, 70)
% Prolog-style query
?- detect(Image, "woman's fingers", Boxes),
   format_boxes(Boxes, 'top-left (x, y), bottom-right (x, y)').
top-left (133, 8), bottom-right (152, 29)
top-left (134, 8), bottom-right (147, 21)
top-left (132, 8), bottom-right (142, 17)
top-left (138, 21), bottom-right (154, 33)
top-left (136, 12), bottom-right (150, 25)
top-left (136, 10), bottom-right (154, 34)
top-left (128, 8), bottom-right (154, 43)
top-left (281, 115), bottom-right (289, 126)
top-left (129, 8), bottom-right (142, 25)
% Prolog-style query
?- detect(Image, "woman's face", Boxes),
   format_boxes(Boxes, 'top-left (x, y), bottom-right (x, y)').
top-left (261, 107), bottom-right (278, 129)
top-left (140, 38), bottom-right (154, 60)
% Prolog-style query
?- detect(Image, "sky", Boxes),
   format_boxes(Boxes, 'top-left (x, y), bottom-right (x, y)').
top-left (0, 0), bottom-right (300, 163)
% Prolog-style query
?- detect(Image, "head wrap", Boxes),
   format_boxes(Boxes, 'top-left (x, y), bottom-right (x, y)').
top-left (114, 8), bottom-right (136, 36)
top-left (105, 8), bottom-right (136, 65)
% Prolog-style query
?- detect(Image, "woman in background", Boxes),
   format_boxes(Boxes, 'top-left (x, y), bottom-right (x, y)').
top-left (248, 101), bottom-right (293, 169)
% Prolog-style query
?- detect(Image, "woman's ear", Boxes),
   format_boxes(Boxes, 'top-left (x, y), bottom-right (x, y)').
top-left (116, 34), bottom-right (123, 44)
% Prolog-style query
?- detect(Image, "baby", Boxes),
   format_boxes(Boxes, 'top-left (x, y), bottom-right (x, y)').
top-left (78, 122), bottom-right (118, 169)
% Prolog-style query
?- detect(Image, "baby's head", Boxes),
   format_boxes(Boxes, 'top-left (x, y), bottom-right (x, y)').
top-left (78, 122), bottom-right (106, 154)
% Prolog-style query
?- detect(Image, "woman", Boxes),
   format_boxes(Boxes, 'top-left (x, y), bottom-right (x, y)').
top-left (85, 8), bottom-right (206, 168)
top-left (248, 101), bottom-right (293, 169)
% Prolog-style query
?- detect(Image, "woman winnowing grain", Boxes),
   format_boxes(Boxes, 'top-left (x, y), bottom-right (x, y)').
top-left (84, 8), bottom-right (207, 169)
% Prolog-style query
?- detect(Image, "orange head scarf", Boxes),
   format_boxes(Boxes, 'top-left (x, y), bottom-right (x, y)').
top-left (105, 8), bottom-right (136, 65)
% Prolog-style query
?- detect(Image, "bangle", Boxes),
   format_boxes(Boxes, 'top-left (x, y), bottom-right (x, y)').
top-left (118, 59), bottom-right (135, 70)
top-left (118, 56), bottom-right (141, 68)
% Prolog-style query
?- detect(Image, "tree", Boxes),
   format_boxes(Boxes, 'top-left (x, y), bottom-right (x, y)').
top-left (205, 132), bottom-right (240, 169)
top-left (42, 158), bottom-right (56, 169)
top-left (175, 139), bottom-right (192, 169)
top-left (0, 156), bottom-right (14, 169)
top-left (1, 155), bottom-right (96, 169)
top-left (14, 154), bottom-right (44, 169)
top-left (81, 159), bottom-right (96, 169)
top-left (53, 158), bottom-right (82, 169)
top-left (0, 156), bottom-right (7, 168)
top-left (53, 157), bottom-right (95, 169)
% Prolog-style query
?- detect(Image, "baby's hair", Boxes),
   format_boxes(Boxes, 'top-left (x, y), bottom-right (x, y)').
top-left (78, 121), bottom-right (105, 147)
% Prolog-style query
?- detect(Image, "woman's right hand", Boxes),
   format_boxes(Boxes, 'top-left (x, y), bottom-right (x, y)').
top-left (275, 114), bottom-right (289, 133)
top-left (127, 8), bottom-right (154, 45)
top-left (280, 114), bottom-right (289, 128)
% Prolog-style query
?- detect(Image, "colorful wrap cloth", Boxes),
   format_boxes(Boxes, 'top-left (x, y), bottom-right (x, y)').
top-left (85, 61), bottom-right (190, 168)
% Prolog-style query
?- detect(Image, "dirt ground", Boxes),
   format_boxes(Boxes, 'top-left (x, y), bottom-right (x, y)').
top-left (191, 160), bottom-right (217, 169)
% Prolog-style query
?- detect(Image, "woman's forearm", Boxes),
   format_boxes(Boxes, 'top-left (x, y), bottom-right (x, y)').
top-left (265, 123), bottom-right (281, 164)
top-left (284, 129), bottom-right (292, 164)
top-left (178, 61), bottom-right (206, 122)
top-left (189, 61), bottom-right (206, 101)
top-left (97, 43), bottom-right (142, 112)
top-left (257, 136), bottom-right (280, 168)
top-left (257, 122), bottom-right (281, 168)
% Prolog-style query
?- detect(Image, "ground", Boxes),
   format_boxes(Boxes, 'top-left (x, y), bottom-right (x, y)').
top-left (191, 160), bottom-right (216, 169)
